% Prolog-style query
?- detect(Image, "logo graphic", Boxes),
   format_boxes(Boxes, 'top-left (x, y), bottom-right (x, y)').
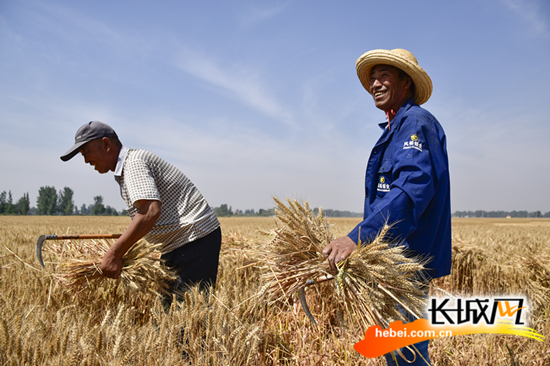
top-left (428, 297), bottom-right (527, 325)
top-left (377, 176), bottom-right (390, 192)
top-left (354, 296), bottom-right (544, 359)
top-left (403, 134), bottom-right (423, 152)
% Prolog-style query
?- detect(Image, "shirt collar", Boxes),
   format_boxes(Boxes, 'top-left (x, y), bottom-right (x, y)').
top-left (114, 145), bottom-right (128, 178)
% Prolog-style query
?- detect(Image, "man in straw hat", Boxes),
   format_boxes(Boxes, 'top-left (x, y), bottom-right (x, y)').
top-left (322, 49), bottom-right (451, 365)
top-left (60, 121), bottom-right (222, 303)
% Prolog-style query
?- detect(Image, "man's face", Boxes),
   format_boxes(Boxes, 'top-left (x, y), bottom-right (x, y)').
top-left (369, 65), bottom-right (410, 111)
top-left (79, 139), bottom-right (112, 174)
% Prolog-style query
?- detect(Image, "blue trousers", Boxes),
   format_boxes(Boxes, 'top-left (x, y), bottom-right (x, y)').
top-left (384, 287), bottom-right (431, 365)
top-left (384, 338), bottom-right (430, 365)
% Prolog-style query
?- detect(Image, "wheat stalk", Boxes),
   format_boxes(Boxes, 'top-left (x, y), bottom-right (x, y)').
top-left (44, 238), bottom-right (177, 297)
top-left (256, 197), bottom-right (430, 331)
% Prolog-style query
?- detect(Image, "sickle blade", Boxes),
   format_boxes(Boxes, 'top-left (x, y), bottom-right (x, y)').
top-left (298, 287), bottom-right (317, 325)
top-left (36, 235), bottom-right (46, 268)
top-left (35, 235), bottom-right (56, 268)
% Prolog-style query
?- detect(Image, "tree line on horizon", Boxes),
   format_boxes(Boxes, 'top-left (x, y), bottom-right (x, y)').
top-left (3, 189), bottom-right (550, 219)
top-left (0, 187), bottom-right (125, 216)
top-left (215, 205), bottom-right (550, 219)
top-left (213, 204), bottom-right (363, 218)
top-left (213, 204), bottom-right (276, 217)
top-left (452, 210), bottom-right (550, 218)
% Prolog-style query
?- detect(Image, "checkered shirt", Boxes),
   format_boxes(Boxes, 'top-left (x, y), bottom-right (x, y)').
top-left (115, 148), bottom-right (219, 254)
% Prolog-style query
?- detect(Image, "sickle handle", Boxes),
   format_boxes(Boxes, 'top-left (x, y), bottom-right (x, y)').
top-left (35, 234), bottom-right (122, 268)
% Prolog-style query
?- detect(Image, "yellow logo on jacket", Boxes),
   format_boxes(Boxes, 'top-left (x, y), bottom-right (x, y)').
top-left (403, 134), bottom-right (423, 152)
top-left (378, 175), bottom-right (390, 193)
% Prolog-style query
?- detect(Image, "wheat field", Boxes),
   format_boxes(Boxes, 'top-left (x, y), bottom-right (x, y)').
top-left (1, 215), bottom-right (549, 365)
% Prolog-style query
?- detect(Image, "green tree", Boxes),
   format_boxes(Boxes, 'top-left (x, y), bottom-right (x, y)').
top-left (214, 204), bottom-right (233, 217)
top-left (6, 191), bottom-right (14, 214)
top-left (58, 187), bottom-right (75, 215)
top-left (92, 195), bottom-right (105, 215)
top-left (15, 193), bottom-right (30, 215)
top-left (104, 205), bottom-right (119, 216)
top-left (36, 186), bottom-right (58, 215)
top-left (0, 191), bottom-right (6, 214)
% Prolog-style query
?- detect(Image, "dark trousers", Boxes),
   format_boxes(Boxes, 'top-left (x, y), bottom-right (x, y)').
top-left (161, 227), bottom-right (222, 303)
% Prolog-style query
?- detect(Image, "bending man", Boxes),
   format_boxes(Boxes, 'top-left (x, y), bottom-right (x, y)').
top-left (61, 121), bottom-right (221, 301)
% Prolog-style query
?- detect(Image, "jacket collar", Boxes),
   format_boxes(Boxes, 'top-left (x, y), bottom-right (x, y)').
top-left (374, 98), bottom-right (417, 147)
top-left (377, 97), bottom-right (416, 131)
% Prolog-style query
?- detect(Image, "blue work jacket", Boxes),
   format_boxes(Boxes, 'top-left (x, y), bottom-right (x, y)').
top-left (347, 98), bottom-right (451, 279)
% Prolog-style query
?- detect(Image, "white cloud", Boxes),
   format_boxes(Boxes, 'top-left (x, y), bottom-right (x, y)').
top-left (31, 2), bottom-right (127, 47)
top-left (499, 0), bottom-right (549, 36)
top-left (2, 0), bottom-right (550, 214)
top-left (237, 3), bottom-right (290, 28)
top-left (429, 96), bottom-right (550, 212)
top-left (105, 113), bottom-right (366, 212)
top-left (175, 47), bottom-right (295, 127)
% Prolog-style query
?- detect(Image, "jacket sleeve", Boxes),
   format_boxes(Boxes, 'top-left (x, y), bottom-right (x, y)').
top-left (347, 116), bottom-right (446, 246)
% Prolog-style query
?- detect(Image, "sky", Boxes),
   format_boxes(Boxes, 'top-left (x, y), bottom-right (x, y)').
top-left (1, 0), bottom-right (549, 214)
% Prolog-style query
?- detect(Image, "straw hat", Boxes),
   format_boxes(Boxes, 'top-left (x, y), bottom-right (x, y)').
top-left (356, 48), bottom-right (433, 105)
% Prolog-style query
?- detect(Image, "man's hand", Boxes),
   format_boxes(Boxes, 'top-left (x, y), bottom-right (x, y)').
top-left (322, 236), bottom-right (357, 271)
top-left (101, 248), bottom-right (123, 279)
top-left (100, 199), bottom-right (161, 279)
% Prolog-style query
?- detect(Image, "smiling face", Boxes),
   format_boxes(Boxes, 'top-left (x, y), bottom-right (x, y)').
top-left (79, 138), bottom-right (117, 174)
top-left (369, 64), bottom-right (412, 112)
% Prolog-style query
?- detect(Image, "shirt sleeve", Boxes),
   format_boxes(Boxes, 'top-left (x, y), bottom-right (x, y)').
top-left (123, 158), bottom-right (162, 207)
top-left (348, 116), bottom-right (447, 246)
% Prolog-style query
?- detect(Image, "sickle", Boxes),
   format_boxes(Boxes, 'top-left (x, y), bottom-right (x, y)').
top-left (297, 275), bottom-right (334, 324)
top-left (36, 234), bottom-right (122, 268)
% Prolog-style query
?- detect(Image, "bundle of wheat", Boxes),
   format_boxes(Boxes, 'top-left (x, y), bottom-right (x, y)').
top-left (44, 238), bottom-right (177, 297)
top-left (258, 197), bottom-right (430, 331)
top-left (433, 240), bottom-right (550, 316)
top-left (439, 240), bottom-right (485, 293)
top-left (519, 254), bottom-right (550, 314)
top-left (257, 198), bottom-right (333, 305)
